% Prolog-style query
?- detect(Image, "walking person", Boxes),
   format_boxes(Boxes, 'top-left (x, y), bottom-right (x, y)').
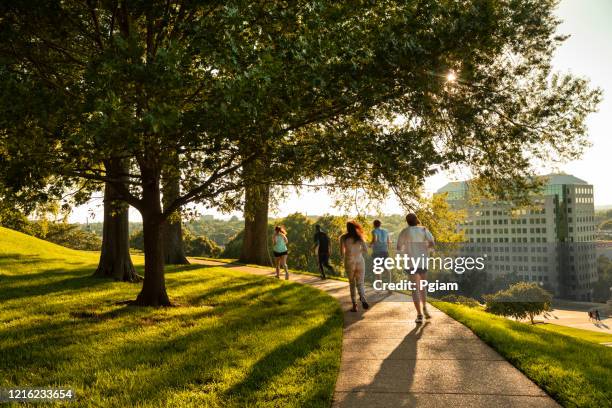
top-left (370, 219), bottom-right (391, 289)
top-left (397, 213), bottom-right (435, 324)
top-left (272, 226), bottom-right (289, 280)
top-left (340, 221), bottom-right (370, 312)
top-left (595, 309), bottom-right (601, 322)
top-left (313, 225), bottom-right (334, 279)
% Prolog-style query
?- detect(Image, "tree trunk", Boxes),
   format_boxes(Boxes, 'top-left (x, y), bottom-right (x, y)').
top-left (161, 167), bottom-right (189, 265)
top-left (93, 160), bottom-right (140, 282)
top-left (239, 181), bottom-right (271, 266)
top-left (134, 174), bottom-right (171, 307)
top-left (161, 221), bottom-right (189, 264)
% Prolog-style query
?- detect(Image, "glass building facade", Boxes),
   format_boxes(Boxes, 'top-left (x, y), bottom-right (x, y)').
top-left (437, 174), bottom-right (597, 301)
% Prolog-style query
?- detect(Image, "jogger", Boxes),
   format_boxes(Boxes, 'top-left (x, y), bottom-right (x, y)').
top-left (341, 221), bottom-right (369, 312)
top-left (396, 213), bottom-right (435, 323)
top-left (313, 225), bottom-right (334, 279)
top-left (370, 219), bottom-right (391, 290)
top-left (272, 226), bottom-right (289, 280)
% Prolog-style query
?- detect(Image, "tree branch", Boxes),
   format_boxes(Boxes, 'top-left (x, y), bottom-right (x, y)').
top-left (86, 0), bottom-right (104, 49)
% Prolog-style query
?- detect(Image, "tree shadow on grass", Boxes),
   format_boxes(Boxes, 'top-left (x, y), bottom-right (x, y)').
top-left (0, 253), bottom-right (66, 268)
top-left (0, 268), bottom-right (111, 302)
top-left (223, 314), bottom-right (341, 406)
top-left (1, 264), bottom-right (343, 407)
top-left (101, 281), bottom-right (339, 405)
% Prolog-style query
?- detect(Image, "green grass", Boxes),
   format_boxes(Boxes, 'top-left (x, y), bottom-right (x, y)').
top-left (432, 301), bottom-right (612, 408)
top-left (192, 257), bottom-right (349, 282)
top-left (536, 323), bottom-right (612, 345)
top-left (0, 227), bottom-right (343, 407)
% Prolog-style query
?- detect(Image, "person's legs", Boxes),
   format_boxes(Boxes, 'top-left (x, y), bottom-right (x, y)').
top-left (282, 254), bottom-right (289, 279)
top-left (355, 259), bottom-right (368, 309)
top-left (274, 256), bottom-right (281, 278)
top-left (418, 270), bottom-right (430, 318)
top-left (318, 252), bottom-right (328, 278)
top-left (411, 271), bottom-right (423, 317)
top-left (346, 261), bottom-right (358, 310)
top-left (322, 254), bottom-right (334, 274)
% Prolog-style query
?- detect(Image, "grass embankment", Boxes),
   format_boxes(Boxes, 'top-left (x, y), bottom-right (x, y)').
top-left (0, 227), bottom-right (342, 407)
top-left (432, 301), bottom-right (612, 408)
top-left (535, 322), bottom-right (612, 345)
top-left (192, 257), bottom-right (349, 282)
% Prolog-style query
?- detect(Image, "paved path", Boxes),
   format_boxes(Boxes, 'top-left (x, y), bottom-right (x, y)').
top-left (191, 259), bottom-right (559, 407)
top-left (534, 309), bottom-right (612, 335)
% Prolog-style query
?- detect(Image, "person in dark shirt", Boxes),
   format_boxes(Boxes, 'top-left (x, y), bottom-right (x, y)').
top-left (313, 225), bottom-right (334, 279)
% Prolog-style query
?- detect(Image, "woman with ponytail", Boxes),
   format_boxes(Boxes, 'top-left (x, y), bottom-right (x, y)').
top-left (272, 225), bottom-right (289, 280)
top-left (340, 221), bottom-right (369, 312)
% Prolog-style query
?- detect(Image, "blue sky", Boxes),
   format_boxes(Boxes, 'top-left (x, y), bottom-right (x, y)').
top-left (69, 0), bottom-right (612, 222)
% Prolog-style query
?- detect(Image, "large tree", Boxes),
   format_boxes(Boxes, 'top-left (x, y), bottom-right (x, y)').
top-left (0, 0), bottom-right (600, 306)
top-left (93, 159), bottom-right (140, 281)
top-left (161, 159), bottom-right (189, 265)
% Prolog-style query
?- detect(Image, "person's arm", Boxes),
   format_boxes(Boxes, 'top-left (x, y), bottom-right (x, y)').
top-left (425, 228), bottom-right (435, 249)
top-left (282, 234), bottom-right (288, 244)
top-left (396, 230), bottom-right (404, 253)
top-left (370, 231), bottom-right (377, 247)
top-left (386, 231), bottom-right (391, 251)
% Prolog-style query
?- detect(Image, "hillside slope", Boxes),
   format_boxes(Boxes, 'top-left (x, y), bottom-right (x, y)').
top-left (0, 226), bottom-right (103, 276)
top-left (0, 225), bottom-right (342, 407)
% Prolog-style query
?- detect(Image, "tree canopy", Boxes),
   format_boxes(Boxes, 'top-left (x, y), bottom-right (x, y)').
top-left (0, 0), bottom-right (601, 305)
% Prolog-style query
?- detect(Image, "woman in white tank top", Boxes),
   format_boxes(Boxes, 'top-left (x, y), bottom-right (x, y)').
top-left (396, 213), bottom-right (435, 323)
top-left (340, 221), bottom-right (369, 312)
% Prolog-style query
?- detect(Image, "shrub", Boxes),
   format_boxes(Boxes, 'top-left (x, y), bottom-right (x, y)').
top-left (130, 228), bottom-right (221, 257)
top-left (129, 229), bottom-right (145, 251)
top-left (185, 235), bottom-right (221, 257)
top-left (42, 223), bottom-right (101, 251)
top-left (439, 294), bottom-right (481, 308)
top-left (220, 230), bottom-right (245, 259)
top-left (484, 282), bottom-right (552, 324)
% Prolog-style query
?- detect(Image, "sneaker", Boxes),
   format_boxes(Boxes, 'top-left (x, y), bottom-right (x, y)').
top-left (423, 307), bottom-right (431, 319)
top-left (350, 303), bottom-right (358, 312)
top-left (361, 301), bottom-right (370, 310)
top-left (415, 315), bottom-right (424, 324)
top-left (285, 273), bottom-right (289, 280)
top-left (320, 272), bottom-right (326, 280)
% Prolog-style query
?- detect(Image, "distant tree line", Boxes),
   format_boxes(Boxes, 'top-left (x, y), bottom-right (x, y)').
top-left (0, 207), bottom-right (101, 251)
top-left (130, 228), bottom-right (221, 258)
top-left (593, 255), bottom-right (612, 303)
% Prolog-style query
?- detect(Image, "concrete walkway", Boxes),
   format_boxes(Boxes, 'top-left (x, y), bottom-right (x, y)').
top-left (191, 259), bottom-right (559, 407)
top-left (535, 309), bottom-right (612, 335)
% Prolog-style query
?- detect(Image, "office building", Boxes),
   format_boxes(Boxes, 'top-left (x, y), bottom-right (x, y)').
top-left (437, 174), bottom-right (597, 301)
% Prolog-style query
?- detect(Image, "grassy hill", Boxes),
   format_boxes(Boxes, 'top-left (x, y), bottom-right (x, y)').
top-left (0, 227), bottom-right (342, 407)
top-left (0, 226), bottom-right (113, 274)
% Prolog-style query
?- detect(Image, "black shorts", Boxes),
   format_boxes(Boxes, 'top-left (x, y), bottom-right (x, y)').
top-left (273, 251), bottom-right (288, 257)
top-left (372, 252), bottom-right (389, 260)
top-left (405, 268), bottom-right (427, 276)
